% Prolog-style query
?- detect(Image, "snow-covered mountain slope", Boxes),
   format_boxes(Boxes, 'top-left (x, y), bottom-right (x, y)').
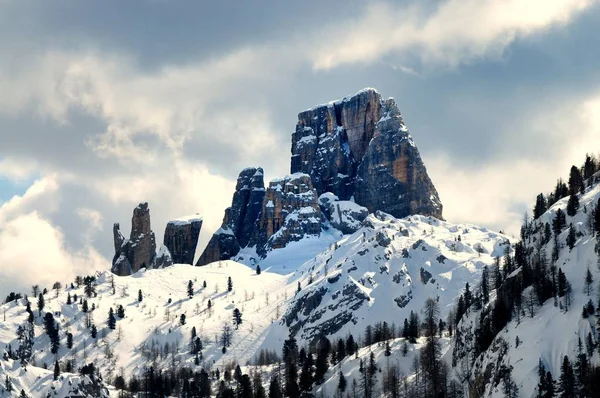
top-left (451, 177), bottom-right (600, 398)
top-left (0, 262), bottom-right (290, 397)
top-left (261, 211), bottom-right (511, 349)
top-left (0, 210), bottom-right (511, 396)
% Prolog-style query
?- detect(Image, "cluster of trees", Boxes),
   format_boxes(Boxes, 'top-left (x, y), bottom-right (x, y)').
top-left (536, 339), bottom-right (600, 397)
top-left (533, 154), bottom-right (599, 220)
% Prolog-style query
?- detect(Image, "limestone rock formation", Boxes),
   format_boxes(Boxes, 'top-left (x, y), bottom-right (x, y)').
top-left (318, 192), bottom-right (368, 234)
top-left (163, 215), bottom-right (202, 265)
top-left (251, 173), bottom-right (323, 256)
top-left (154, 244), bottom-right (174, 269)
top-left (196, 168), bottom-right (265, 266)
top-left (291, 88), bottom-right (442, 219)
top-left (111, 202), bottom-right (157, 276)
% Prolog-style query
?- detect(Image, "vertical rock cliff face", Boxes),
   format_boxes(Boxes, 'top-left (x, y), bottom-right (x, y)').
top-left (196, 168), bottom-right (265, 266)
top-left (163, 216), bottom-right (202, 265)
top-left (250, 173), bottom-right (322, 256)
top-left (112, 202), bottom-right (157, 276)
top-left (291, 88), bottom-right (442, 220)
top-left (196, 88), bottom-right (442, 265)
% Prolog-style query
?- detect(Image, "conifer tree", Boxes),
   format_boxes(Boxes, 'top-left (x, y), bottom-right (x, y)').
top-left (568, 165), bottom-right (583, 195)
top-left (187, 280), bottom-right (194, 298)
top-left (553, 209), bottom-right (567, 235)
top-left (37, 293), bottom-right (44, 316)
top-left (180, 314), bottom-right (186, 325)
top-left (558, 356), bottom-right (575, 398)
top-left (227, 277), bottom-right (233, 292)
top-left (337, 369), bottom-right (347, 395)
top-left (567, 193), bottom-right (580, 217)
top-left (269, 377), bottom-right (283, 398)
top-left (256, 265), bottom-right (261, 275)
top-left (567, 224), bottom-right (577, 250)
top-left (233, 308), bottom-right (242, 329)
top-left (5, 375), bottom-right (12, 392)
top-left (108, 308), bottom-right (116, 330)
top-left (534, 194), bottom-right (548, 219)
top-left (299, 352), bottom-right (314, 393)
top-left (66, 293), bottom-right (71, 305)
top-left (138, 289), bottom-right (143, 302)
top-left (91, 324), bottom-right (97, 338)
top-left (595, 199), bottom-right (600, 235)
top-left (481, 265), bottom-right (490, 303)
top-left (66, 332), bottom-right (73, 349)
top-left (584, 267), bottom-right (594, 296)
top-left (53, 360), bottom-right (60, 380)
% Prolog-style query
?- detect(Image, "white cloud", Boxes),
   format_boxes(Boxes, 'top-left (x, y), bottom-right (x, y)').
top-left (0, 211), bottom-right (107, 296)
top-left (427, 92), bottom-right (600, 237)
top-left (312, 0), bottom-right (595, 70)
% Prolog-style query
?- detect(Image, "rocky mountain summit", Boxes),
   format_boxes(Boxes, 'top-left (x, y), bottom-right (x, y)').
top-left (112, 203), bottom-right (202, 275)
top-left (163, 215), bottom-right (202, 265)
top-left (111, 202), bottom-right (157, 276)
top-left (196, 167), bottom-right (265, 266)
top-left (292, 88), bottom-right (442, 219)
top-left (197, 88), bottom-right (443, 265)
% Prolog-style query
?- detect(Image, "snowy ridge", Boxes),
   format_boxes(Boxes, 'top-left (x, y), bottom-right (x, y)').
top-left (450, 179), bottom-right (600, 397)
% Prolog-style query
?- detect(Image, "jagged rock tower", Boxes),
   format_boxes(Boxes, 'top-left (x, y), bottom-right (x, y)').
top-left (112, 202), bottom-right (157, 276)
top-left (197, 88), bottom-right (443, 264)
top-left (291, 88), bottom-right (442, 219)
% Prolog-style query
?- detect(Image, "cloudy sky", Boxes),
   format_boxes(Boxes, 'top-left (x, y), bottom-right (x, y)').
top-left (1, 0), bottom-right (600, 297)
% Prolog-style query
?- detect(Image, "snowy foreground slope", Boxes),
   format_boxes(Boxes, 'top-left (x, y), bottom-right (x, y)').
top-left (451, 178), bottom-right (600, 398)
top-left (0, 213), bottom-right (510, 396)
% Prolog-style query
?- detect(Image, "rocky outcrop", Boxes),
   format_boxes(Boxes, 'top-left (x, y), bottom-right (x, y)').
top-left (111, 202), bottom-right (157, 276)
top-left (196, 168), bottom-right (265, 266)
top-left (250, 173), bottom-right (323, 256)
top-left (291, 88), bottom-right (442, 219)
top-left (154, 245), bottom-right (174, 269)
top-left (163, 215), bottom-right (202, 264)
top-left (318, 192), bottom-right (368, 234)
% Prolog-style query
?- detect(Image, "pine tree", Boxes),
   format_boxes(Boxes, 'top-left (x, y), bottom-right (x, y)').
top-left (296, 281), bottom-right (301, 294)
top-left (37, 293), bottom-right (44, 316)
top-left (187, 280), bottom-right (194, 298)
top-left (82, 299), bottom-right (88, 313)
top-left (584, 267), bottom-right (594, 296)
top-left (553, 209), bottom-right (567, 235)
top-left (568, 165), bottom-right (583, 195)
top-left (481, 265), bottom-right (490, 303)
top-left (558, 356), bottom-right (575, 398)
top-left (180, 314), bottom-right (186, 325)
top-left (256, 265), bottom-right (261, 275)
top-left (567, 193), bottom-right (580, 217)
top-left (117, 304), bottom-right (125, 318)
top-left (337, 369), bottom-right (347, 394)
top-left (138, 289), bottom-right (143, 302)
top-left (5, 375), bottom-right (12, 392)
top-left (227, 277), bottom-right (233, 292)
top-left (66, 293), bottom-right (71, 305)
top-left (567, 224), bottom-right (577, 250)
top-left (594, 199), bottom-right (600, 235)
top-left (233, 308), bottom-right (242, 329)
top-left (108, 308), bottom-right (116, 330)
top-left (66, 332), bottom-right (73, 349)
top-left (534, 193), bottom-right (548, 219)
top-left (299, 352), bottom-right (314, 393)
top-left (19, 389), bottom-right (28, 398)
top-left (53, 360), bottom-right (60, 380)
top-left (91, 324), bottom-right (97, 338)
top-left (384, 340), bottom-right (391, 356)
top-left (269, 377), bottom-right (283, 398)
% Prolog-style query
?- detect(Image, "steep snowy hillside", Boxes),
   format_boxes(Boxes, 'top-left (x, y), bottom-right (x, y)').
top-left (451, 173), bottom-right (600, 398)
top-left (261, 211), bottom-right (511, 350)
top-left (0, 262), bottom-right (290, 397)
